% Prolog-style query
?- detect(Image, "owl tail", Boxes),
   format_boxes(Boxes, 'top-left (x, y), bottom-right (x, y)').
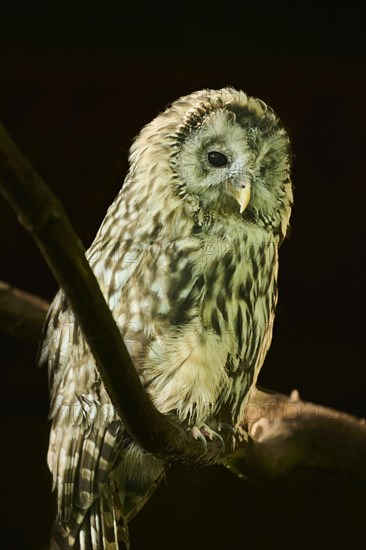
top-left (50, 479), bottom-right (130, 550)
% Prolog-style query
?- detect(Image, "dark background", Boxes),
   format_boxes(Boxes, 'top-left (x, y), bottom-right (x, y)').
top-left (0, 3), bottom-right (365, 549)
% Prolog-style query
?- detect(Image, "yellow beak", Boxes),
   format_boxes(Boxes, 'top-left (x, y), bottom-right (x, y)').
top-left (229, 184), bottom-right (251, 213)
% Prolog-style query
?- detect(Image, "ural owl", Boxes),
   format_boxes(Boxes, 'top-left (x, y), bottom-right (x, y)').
top-left (40, 88), bottom-right (293, 549)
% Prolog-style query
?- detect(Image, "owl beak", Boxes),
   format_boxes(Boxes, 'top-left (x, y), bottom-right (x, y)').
top-left (229, 183), bottom-right (251, 213)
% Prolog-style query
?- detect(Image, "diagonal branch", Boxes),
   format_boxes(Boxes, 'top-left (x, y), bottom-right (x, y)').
top-left (0, 121), bottom-right (225, 465)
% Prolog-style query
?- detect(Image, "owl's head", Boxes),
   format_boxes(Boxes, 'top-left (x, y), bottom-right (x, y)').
top-left (128, 88), bottom-right (293, 241)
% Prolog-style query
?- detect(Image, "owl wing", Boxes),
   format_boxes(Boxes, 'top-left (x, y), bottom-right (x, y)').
top-left (40, 234), bottom-right (150, 547)
top-left (40, 235), bottom-right (203, 547)
top-left (40, 291), bottom-right (126, 548)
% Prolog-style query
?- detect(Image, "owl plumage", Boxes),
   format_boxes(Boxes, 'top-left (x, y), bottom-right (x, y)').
top-left (40, 88), bottom-right (293, 549)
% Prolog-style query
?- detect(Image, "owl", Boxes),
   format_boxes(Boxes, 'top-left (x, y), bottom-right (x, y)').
top-left (40, 88), bottom-right (293, 549)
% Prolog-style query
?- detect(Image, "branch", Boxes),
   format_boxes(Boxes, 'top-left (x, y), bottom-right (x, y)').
top-left (0, 121), bottom-right (225, 465)
top-left (226, 387), bottom-right (366, 480)
top-left (0, 281), bottom-right (49, 344)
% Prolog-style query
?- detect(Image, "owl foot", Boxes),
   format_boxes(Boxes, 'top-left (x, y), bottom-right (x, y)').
top-left (189, 424), bottom-right (225, 452)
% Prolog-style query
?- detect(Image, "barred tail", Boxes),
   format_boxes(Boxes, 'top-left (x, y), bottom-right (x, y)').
top-left (50, 480), bottom-right (129, 550)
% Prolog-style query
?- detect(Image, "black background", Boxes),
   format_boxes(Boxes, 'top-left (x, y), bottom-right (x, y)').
top-left (0, 3), bottom-right (365, 549)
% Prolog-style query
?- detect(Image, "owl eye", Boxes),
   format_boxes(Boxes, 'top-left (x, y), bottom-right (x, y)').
top-left (207, 151), bottom-right (228, 167)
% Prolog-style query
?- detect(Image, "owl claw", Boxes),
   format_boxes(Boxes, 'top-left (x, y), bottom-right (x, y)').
top-left (189, 424), bottom-right (225, 452)
top-left (217, 423), bottom-right (244, 451)
top-left (191, 426), bottom-right (208, 449)
top-left (218, 422), bottom-right (238, 436)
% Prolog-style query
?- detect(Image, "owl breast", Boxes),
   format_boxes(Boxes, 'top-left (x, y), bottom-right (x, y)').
top-left (142, 221), bottom-right (279, 427)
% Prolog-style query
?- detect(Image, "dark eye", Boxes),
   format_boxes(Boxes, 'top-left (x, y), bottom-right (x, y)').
top-left (207, 151), bottom-right (228, 167)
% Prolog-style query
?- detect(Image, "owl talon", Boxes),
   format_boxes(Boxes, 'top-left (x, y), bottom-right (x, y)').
top-left (190, 426), bottom-right (208, 449)
top-left (218, 423), bottom-right (238, 436)
top-left (189, 424), bottom-right (225, 452)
